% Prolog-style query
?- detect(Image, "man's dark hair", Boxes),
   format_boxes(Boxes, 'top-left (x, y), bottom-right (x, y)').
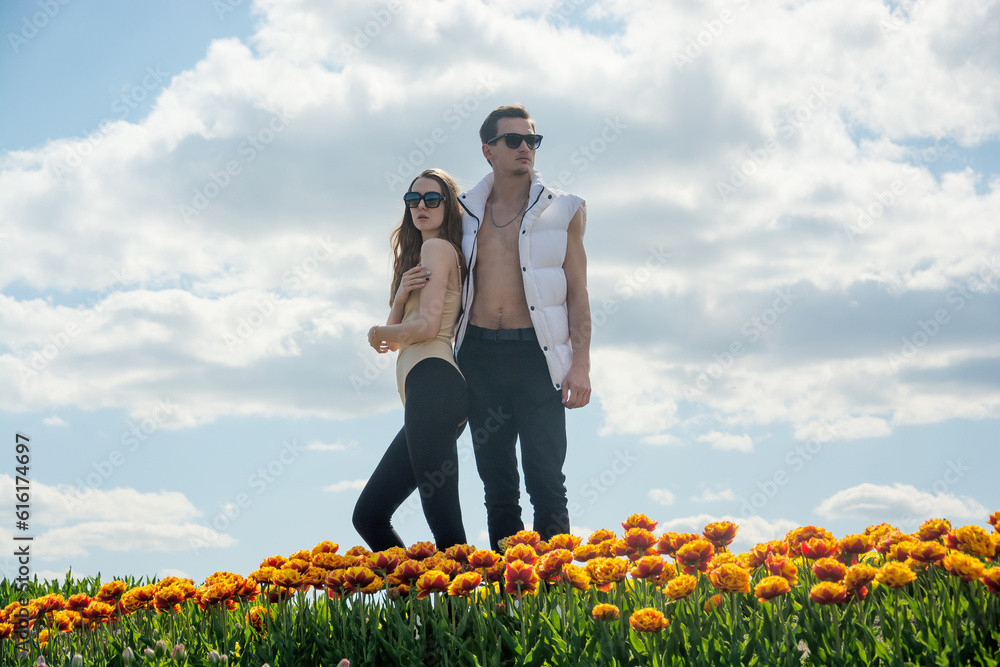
top-left (479, 104), bottom-right (535, 144)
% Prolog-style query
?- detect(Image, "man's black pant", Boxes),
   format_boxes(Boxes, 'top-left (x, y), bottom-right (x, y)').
top-left (457, 325), bottom-right (570, 552)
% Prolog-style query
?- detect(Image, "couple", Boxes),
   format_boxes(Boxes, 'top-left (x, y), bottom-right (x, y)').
top-left (353, 104), bottom-right (591, 554)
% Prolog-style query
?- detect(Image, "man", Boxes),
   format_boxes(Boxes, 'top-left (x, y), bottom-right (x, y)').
top-left (454, 104), bottom-right (591, 552)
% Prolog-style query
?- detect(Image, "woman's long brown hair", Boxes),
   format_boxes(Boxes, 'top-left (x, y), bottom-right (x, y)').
top-left (389, 168), bottom-right (466, 305)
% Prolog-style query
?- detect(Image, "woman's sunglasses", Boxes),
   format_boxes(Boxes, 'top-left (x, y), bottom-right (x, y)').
top-left (485, 133), bottom-right (543, 150)
top-left (403, 192), bottom-right (446, 208)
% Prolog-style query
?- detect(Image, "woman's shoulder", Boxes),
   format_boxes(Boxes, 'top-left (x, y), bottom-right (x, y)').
top-left (420, 237), bottom-right (459, 262)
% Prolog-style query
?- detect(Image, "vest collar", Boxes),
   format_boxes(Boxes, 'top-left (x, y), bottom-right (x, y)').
top-left (461, 169), bottom-right (551, 225)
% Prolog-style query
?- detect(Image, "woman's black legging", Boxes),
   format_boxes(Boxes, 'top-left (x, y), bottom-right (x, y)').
top-left (352, 357), bottom-right (469, 552)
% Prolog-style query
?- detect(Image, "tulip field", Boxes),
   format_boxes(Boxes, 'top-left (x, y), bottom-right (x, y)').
top-left (2, 512), bottom-right (999, 666)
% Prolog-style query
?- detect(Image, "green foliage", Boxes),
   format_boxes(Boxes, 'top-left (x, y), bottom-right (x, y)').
top-left (2, 559), bottom-right (999, 666)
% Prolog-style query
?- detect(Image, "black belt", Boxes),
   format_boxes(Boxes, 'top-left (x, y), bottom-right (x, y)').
top-left (466, 325), bottom-right (537, 342)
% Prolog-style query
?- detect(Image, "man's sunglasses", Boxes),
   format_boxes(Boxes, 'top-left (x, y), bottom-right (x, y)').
top-left (485, 133), bottom-right (543, 150)
top-left (403, 192), bottom-right (446, 208)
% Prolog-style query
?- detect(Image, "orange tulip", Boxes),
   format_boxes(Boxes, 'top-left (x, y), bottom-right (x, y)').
top-left (812, 557), bottom-right (846, 582)
top-left (703, 521), bottom-right (738, 549)
top-left (591, 603), bottom-right (620, 621)
top-left (908, 540), bottom-right (947, 564)
top-left (343, 567), bottom-right (378, 593)
top-left (981, 568), bottom-right (1000, 595)
top-left (246, 605), bottom-right (273, 634)
top-left (755, 575), bottom-right (791, 602)
top-left (800, 538), bottom-right (839, 560)
top-left (916, 518), bottom-right (951, 542)
top-left (405, 541), bottom-right (437, 560)
top-left (765, 555), bottom-right (798, 587)
top-left (504, 560), bottom-right (540, 597)
top-left (506, 530), bottom-right (542, 548)
top-left (630, 555), bottom-right (666, 580)
top-left (367, 551), bottom-right (401, 573)
top-left (447, 572), bottom-right (482, 597)
top-left (415, 570), bottom-right (450, 599)
top-left (809, 582), bottom-right (847, 605)
top-left (664, 574), bottom-right (698, 600)
top-left (548, 534), bottom-right (582, 551)
top-left (444, 543), bottom-right (475, 563)
top-left (629, 607), bottom-right (668, 633)
top-left (468, 549), bottom-right (501, 570)
top-left (838, 534), bottom-right (873, 557)
top-left (588, 528), bottom-right (617, 545)
top-left (573, 544), bottom-right (602, 562)
top-left (560, 564), bottom-right (591, 591)
top-left (656, 532), bottom-right (699, 556)
top-left (536, 549), bottom-right (573, 581)
top-left (941, 553), bottom-right (985, 582)
top-left (876, 561), bottom-right (917, 589)
top-left (676, 539), bottom-right (715, 573)
top-left (504, 543), bottom-right (539, 565)
top-left (389, 560), bottom-right (426, 586)
top-left (945, 525), bottom-right (996, 559)
top-left (844, 563), bottom-right (877, 592)
top-left (709, 563), bottom-right (751, 594)
top-left (311, 540), bottom-right (339, 556)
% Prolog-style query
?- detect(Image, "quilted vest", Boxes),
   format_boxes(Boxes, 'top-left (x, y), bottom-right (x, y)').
top-left (454, 170), bottom-right (584, 389)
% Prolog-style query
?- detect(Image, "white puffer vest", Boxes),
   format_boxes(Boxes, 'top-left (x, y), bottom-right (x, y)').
top-left (454, 170), bottom-right (584, 390)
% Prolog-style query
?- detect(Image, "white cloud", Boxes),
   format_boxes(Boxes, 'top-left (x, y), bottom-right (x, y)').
top-left (795, 416), bottom-right (891, 442)
top-left (0, 0), bottom-right (996, 440)
top-left (697, 431), bottom-right (754, 453)
top-left (306, 440), bottom-right (356, 452)
top-left (648, 488), bottom-right (676, 505)
top-left (35, 522), bottom-right (234, 561)
top-left (594, 349), bottom-right (679, 436)
top-left (0, 475), bottom-right (201, 527)
top-left (0, 475), bottom-right (230, 562)
top-left (691, 488), bottom-right (738, 503)
top-left (641, 433), bottom-right (683, 447)
top-left (323, 479), bottom-right (368, 493)
top-left (42, 415), bottom-right (66, 426)
top-left (815, 482), bottom-right (987, 525)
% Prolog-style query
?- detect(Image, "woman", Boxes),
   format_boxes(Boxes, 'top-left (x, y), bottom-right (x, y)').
top-left (352, 168), bottom-right (469, 552)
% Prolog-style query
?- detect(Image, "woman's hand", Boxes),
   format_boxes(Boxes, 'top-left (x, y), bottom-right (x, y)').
top-left (392, 264), bottom-right (430, 307)
top-left (368, 325), bottom-right (390, 353)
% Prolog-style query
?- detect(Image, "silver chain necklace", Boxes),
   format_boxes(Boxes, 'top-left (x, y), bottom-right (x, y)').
top-left (488, 193), bottom-right (529, 229)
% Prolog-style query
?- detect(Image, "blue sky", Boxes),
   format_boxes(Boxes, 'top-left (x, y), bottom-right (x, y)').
top-left (1, 0), bottom-right (998, 585)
